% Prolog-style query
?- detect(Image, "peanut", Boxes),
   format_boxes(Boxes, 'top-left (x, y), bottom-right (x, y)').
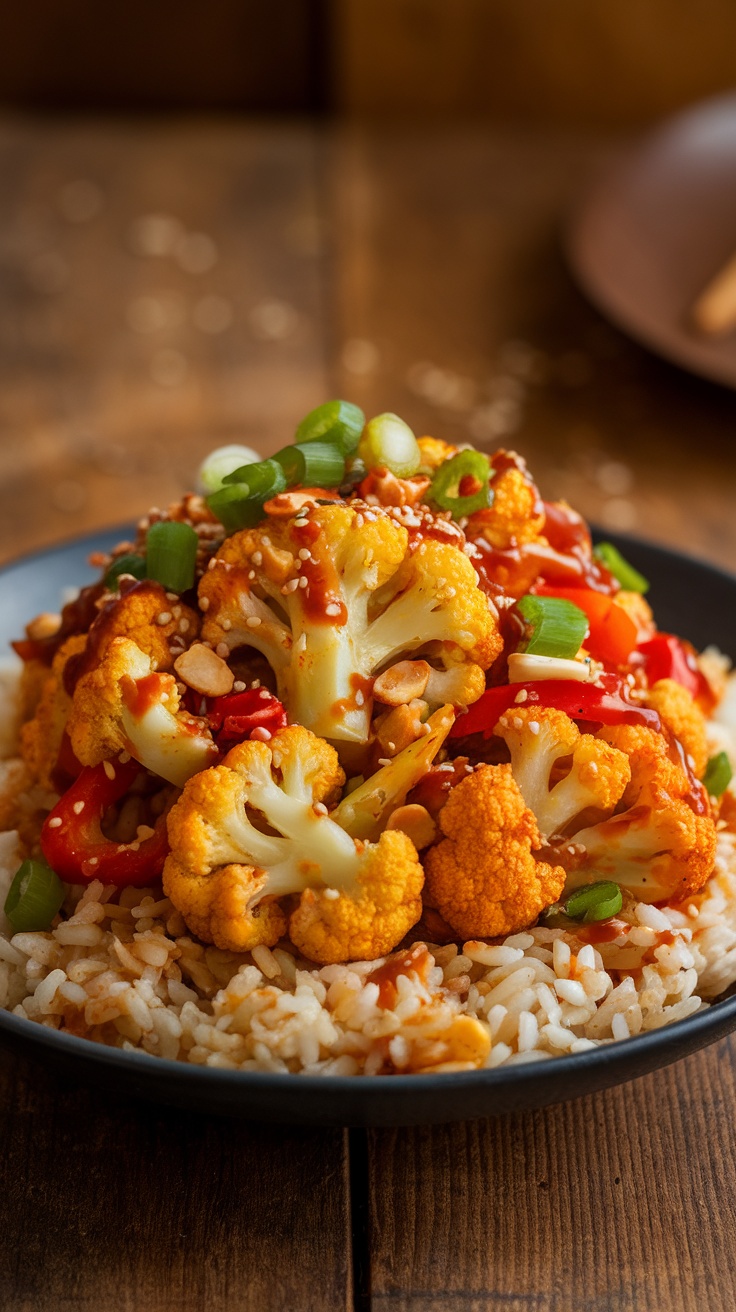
top-left (373, 659), bottom-right (430, 706)
top-left (386, 803), bottom-right (437, 850)
top-left (174, 643), bottom-right (234, 698)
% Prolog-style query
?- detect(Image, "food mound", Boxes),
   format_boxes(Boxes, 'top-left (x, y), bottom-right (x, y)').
top-left (1, 400), bottom-right (735, 1076)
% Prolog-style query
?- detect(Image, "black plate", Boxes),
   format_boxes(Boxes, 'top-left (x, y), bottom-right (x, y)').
top-left (0, 527), bottom-right (734, 1126)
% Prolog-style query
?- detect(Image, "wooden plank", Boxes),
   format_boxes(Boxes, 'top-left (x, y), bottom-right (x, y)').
top-left (367, 1036), bottom-right (736, 1312)
top-left (329, 125), bottom-right (736, 572)
top-left (0, 1050), bottom-right (352, 1312)
top-left (333, 0), bottom-right (736, 127)
top-left (0, 117), bottom-right (329, 563)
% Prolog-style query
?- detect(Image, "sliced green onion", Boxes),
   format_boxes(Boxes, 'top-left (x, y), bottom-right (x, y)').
top-left (273, 441), bottom-right (345, 488)
top-left (222, 457), bottom-right (289, 493)
top-left (197, 444), bottom-right (263, 494)
top-left (429, 450), bottom-right (493, 517)
top-left (517, 594), bottom-right (589, 659)
top-left (146, 522), bottom-right (199, 593)
top-left (4, 858), bottom-right (65, 933)
top-left (207, 458), bottom-right (288, 533)
top-left (563, 881), bottom-right (623, 923)
top-left (358, 413), bottom-right (421, 478)
top-left (295, 400), bottom-right (365, 455)
top-left (105, 553), bottom-right (146, 590)
top-left (593, 542), bottom-right (649, 594)
top-left (703, 751), bottom-right (733, 797)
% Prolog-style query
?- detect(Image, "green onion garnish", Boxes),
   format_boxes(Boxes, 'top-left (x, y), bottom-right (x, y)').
top-left (273, 441), bottom-right (345, 488)
top-left (359, 413), bottom-right (422, 478)
top-left (295, 400), bottom-right (365, 455)
top-left (703, 751), bottom-right (733, 797)
top-left (207, 457), bottom-right (288, 532)
top-left (429, 450), bottom-right (493, 517)
top-left (105, 553), bottom-right (146, 590)
top-left (563, 881), bottom-right (623, 923)
top-left (4, 858), bottom-right (65, 933)
top-left (517, 594), bottom-right (589, 659)
top-left (145, 521), bottom-right (199, 593)
top-left (593, 542), bottom-right (649, 594)
top-left (197, 444), bottom-right (263, 494)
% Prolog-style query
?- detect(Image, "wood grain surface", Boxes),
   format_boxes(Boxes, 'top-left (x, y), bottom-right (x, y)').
top-left (0, 115), bottom-right (735, 1312)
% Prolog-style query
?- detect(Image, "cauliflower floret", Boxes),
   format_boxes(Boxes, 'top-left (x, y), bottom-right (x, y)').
top-left (68, 637), bottom-right (218, 788)
top-left (417, 436), bottom-right (458, 472)
top-left (494, 706), bottom-right (631, 841)
top-left (79, 580), bottom-right (201, 675)
top-left (199, 501), bottom-right (501, 743)
top-left (465, 451), bottom-right (545, 549)
top-left (562, 723), bottom-right (717, 903)
top-left (424, 764), bottom-right (567, 938)
top-left (644, 678), bottom-right (709, 778)
top-left (20, 634), bottom-right (87, 789)
top-left (163, 725), bottom-right (424, 962)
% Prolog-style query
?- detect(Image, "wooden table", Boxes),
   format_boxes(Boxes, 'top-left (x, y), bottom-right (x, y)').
top-left (0, 117), bottom-right (735, 1312)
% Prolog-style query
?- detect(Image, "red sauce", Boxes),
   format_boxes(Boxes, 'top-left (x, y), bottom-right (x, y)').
top-left (121, 671), bottom-right (169, 719)
top-left (577, 918), bottom-right (629, 944)
top-left (367, 943), bottom-right (431, 1008)
top-left (332, 673), bottom-right (374, 720)
top-left (290, 522), bottom-right (348, 626)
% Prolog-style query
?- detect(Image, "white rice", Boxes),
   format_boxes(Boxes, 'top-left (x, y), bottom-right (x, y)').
top-left (1, 660), bottom-right (736, 1075)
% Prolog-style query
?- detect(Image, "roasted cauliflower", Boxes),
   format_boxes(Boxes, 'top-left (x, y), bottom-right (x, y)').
top-left (163, 725), bottom-right (425, 962)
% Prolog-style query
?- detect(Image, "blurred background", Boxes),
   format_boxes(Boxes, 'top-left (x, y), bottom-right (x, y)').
top-left (0, 0), bottom-right (734, 564)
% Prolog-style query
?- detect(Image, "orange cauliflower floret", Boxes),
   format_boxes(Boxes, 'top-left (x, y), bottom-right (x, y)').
top-left (562, 723), bottom-right (717, 904)
top-left (163, 725), bottom-right (425, 962)
top-left (465, 451), bottom-right (545, 549)
top-left (494, 705), bottom-right (631, 841)
top-left (424, 764), bottom-right (566, 939)
top-left (417, 436), bottom-right (458, 472)
top-left (79, 580), bottom-right (201, 675)
top-left (68, 637), bottom-right (217, 788)
top-left (644, 678), bottom-right (709, 779)
top-left (199, 501), bottom-right (501, 743)
top-left (20, 634), bottom-right (87, 789)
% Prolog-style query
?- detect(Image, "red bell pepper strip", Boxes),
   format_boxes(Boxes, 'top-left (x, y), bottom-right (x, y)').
top-left (449, 674), bottom-right (661, 740)
top-left (40, 758), bottom-right (170, 886)
top-left (637, 633), bottom-right (709, 700)
top-left (533, 585), bottom-right (640, 666)
top-left (207, 689), bottom-right (287, 746)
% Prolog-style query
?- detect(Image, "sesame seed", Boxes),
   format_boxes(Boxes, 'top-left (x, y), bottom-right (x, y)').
top-left (215, 642), bottom-right (230, 658)
top-left (221, 618), bottom-right (232, 631)
top-left (88, 857), bottom-right (98, 866)
top-left (387, 741), bottom-right (396, 752)
top-left (251, 679), bottom-right (261, 688)
top-left (246, 616), bottom-right (262, 629)
top-left (325, 602), bottom-right (341, 616)
top-left (282, 578), bottom-right (300, 594)
top-left (233, 681), bottom-right (246, 692)
top-left (259, 689), bottom-right (271, 700)
top-left (136, 825), bottom-right (156, 841)
top-left (157, 611), bottom-right (172, 626)
top-left (512, 716), bottom-right (523, 729)
top-left (47, 816), bottom-right (62, 828)
top-left (377, 757), bottom-right (392, 767)
top-left (252, 551), bottom-right (263, 566)
top-left (248, 570), bottom-right (256, 580)
top-left (119, 752), bottom-right (131, 764)
top-left (514, 689), bottom-right (528, 704)
top-left (298, 548), bottom-right (311, 560)
top-left (355, 690), bottom-right (364, 706)
top-left (250, 726), bottom-right (272, 742)
top-left (166, 592), bottom-right (179, 602)
top-left (324, 888), bottom-right (339, 901)
top-left (73, 800), bottom-right (85, 815)
top-left (179, 618), bottom-right (190, 633)
top-left (199, 596), bottom-right (210, 611)
top-left (103, 761), bottom-right (116, 781)
top-left (529, 721), bottom-right (540, 735)
top-left (313, 802), bottom-right (328, 816)
top-left (299, 576), bottom-right (308, 588)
